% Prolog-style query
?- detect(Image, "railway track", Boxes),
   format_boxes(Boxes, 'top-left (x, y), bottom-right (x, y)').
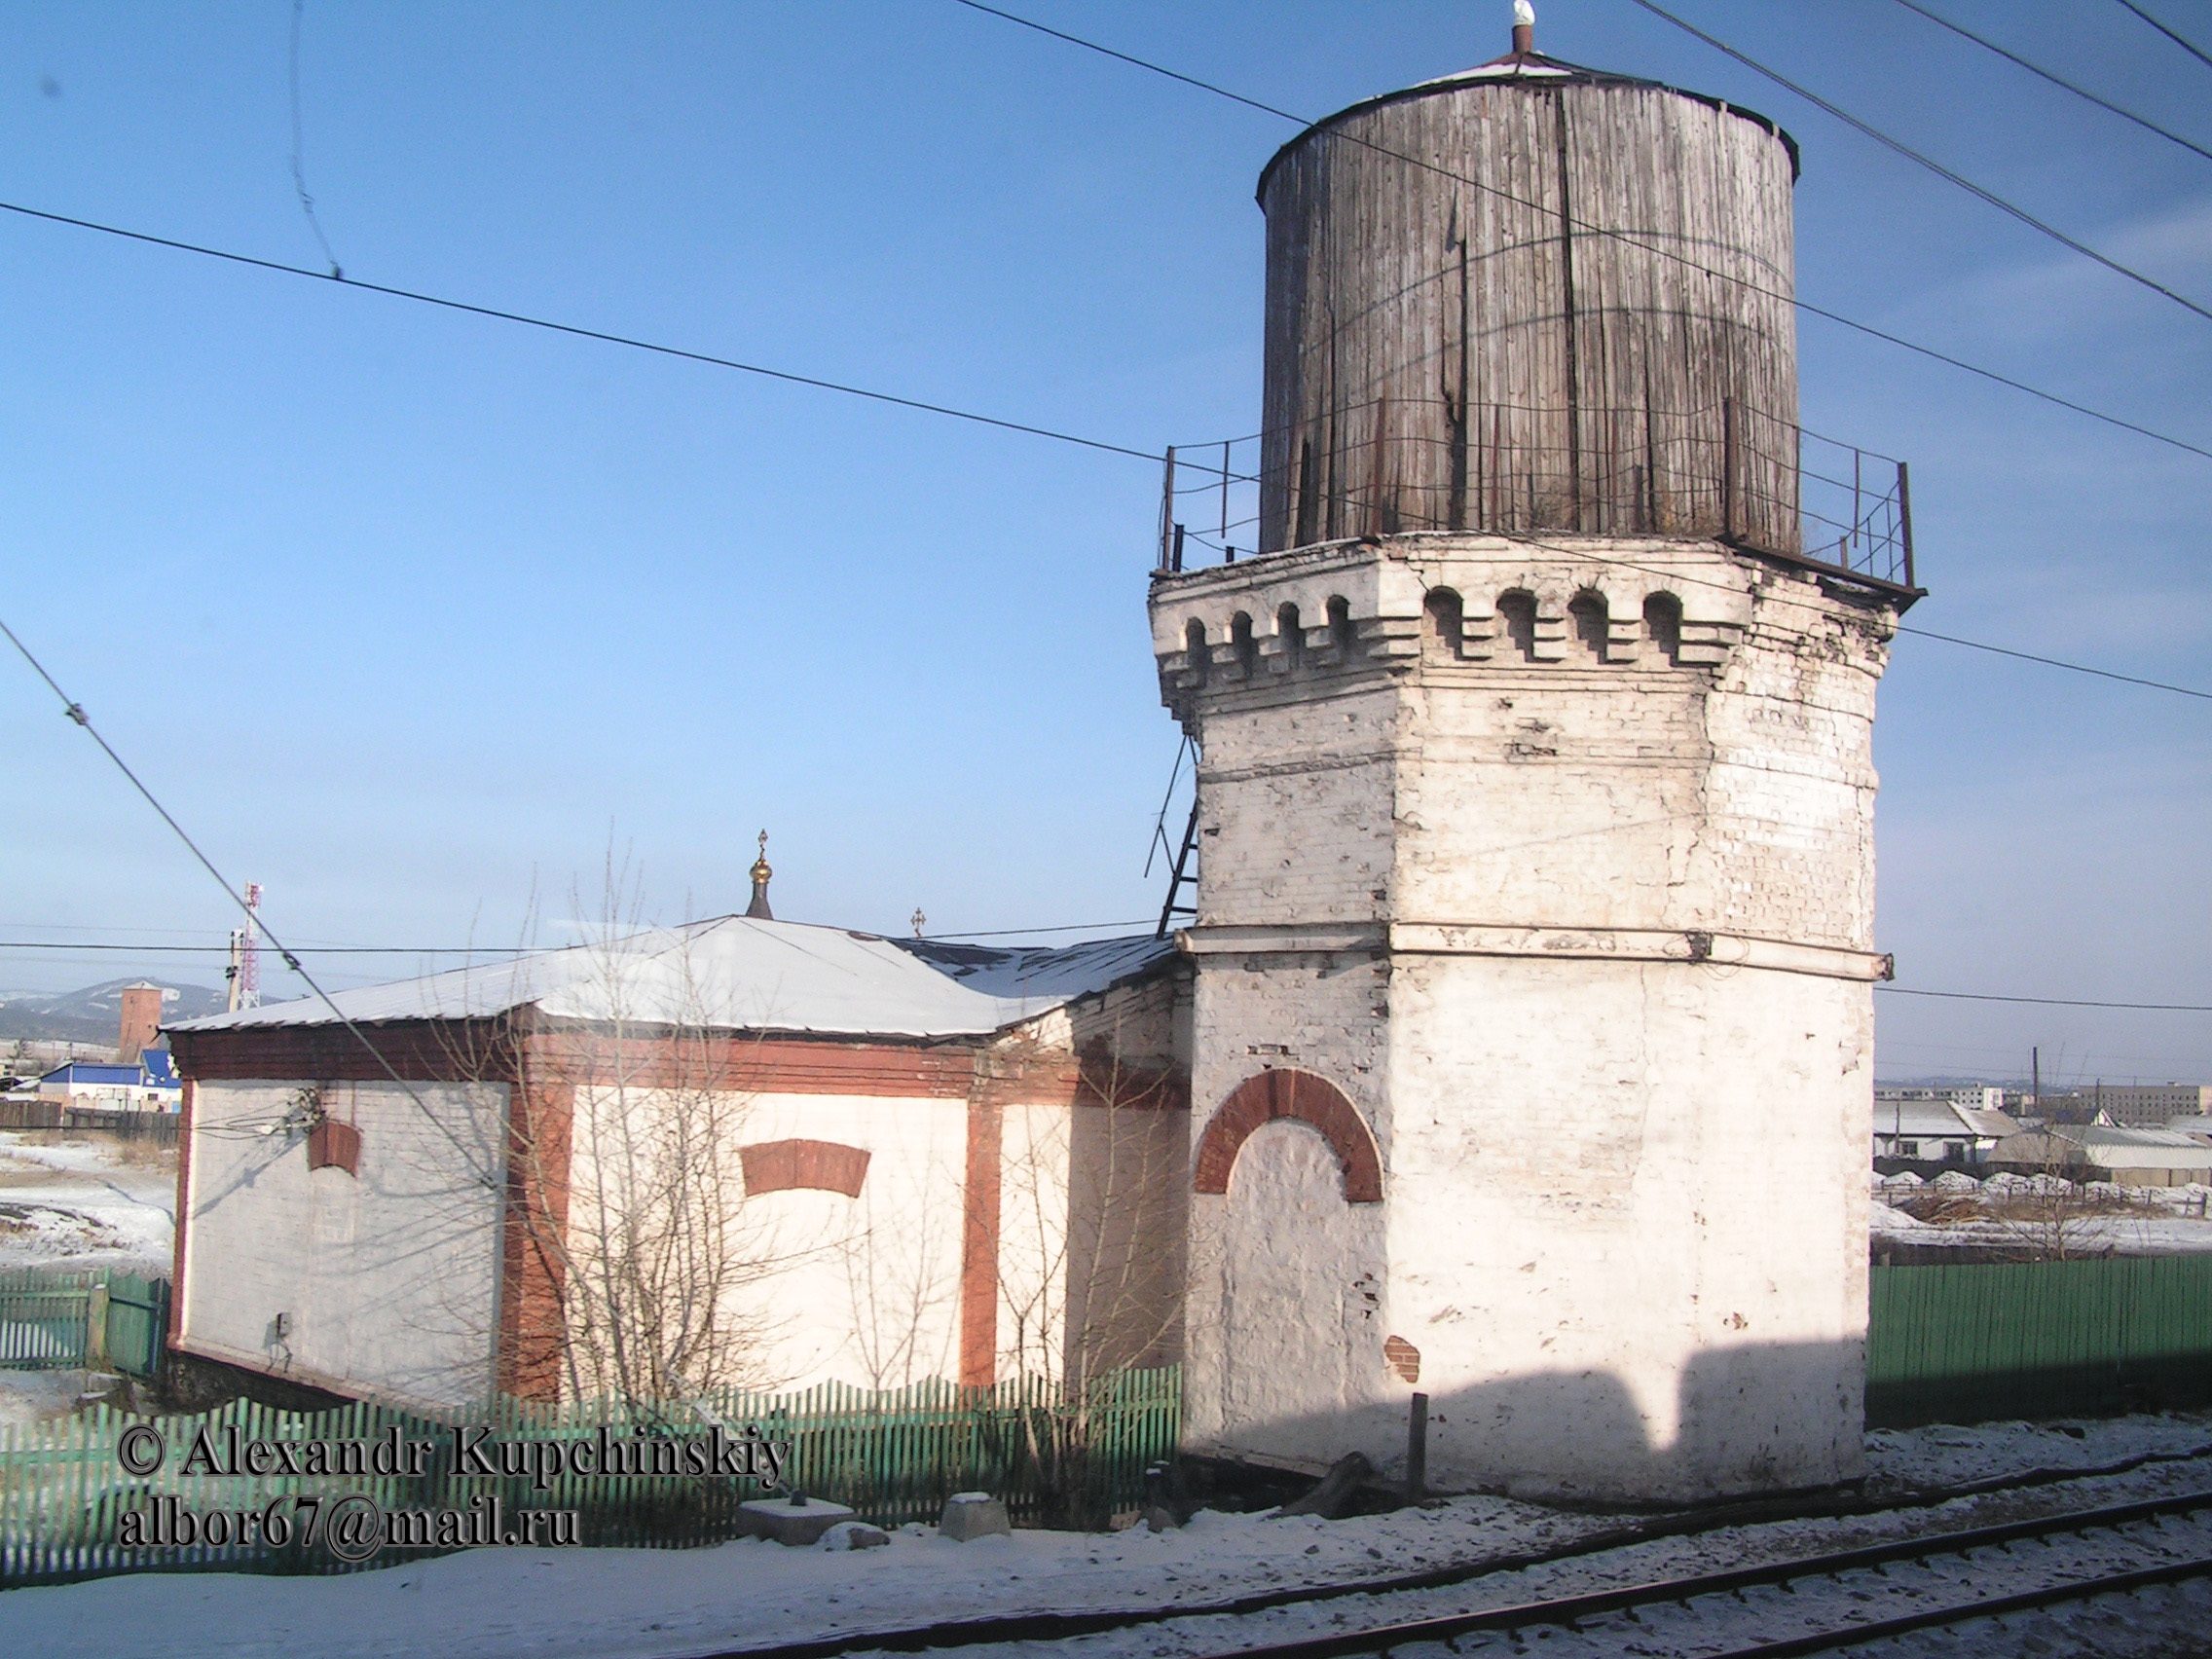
top-left (1190, 1488), bottom-right (2212, 1659)
top-left (711, 1445), bottom-right (2212, 1659)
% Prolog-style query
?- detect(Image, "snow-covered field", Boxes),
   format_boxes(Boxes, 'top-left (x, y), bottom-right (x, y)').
top-left (0, 1130), bottom-right (174, 1277)
top-left (1871, 1168), bottom-right (2212, 1255)
top-left (7, 1413), bottom-right (2212, 1659)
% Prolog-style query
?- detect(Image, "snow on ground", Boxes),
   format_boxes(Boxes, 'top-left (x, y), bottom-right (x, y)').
top-left (0, 1131), bottom-right (173, 1275)
top-left (9, 1412), bottom-right (2212, 1659)
top-left (1863, 1412), bottom-right (2212, 1493)
top-left (1871, 1169), bottom-right (2212, 1255)
top-left (0, 1369), bottom-right (84, 1433)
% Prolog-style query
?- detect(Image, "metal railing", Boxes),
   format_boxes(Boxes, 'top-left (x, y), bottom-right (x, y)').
top-left (1158, 397), bottom-right (1917, 596)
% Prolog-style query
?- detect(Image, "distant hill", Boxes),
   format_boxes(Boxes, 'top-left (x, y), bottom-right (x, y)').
top-left (0, 978), bottom-right (227, 1044)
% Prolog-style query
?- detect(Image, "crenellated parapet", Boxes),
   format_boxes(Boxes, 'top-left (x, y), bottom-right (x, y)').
top-left (1150, 533), bottom-right (1787, 732)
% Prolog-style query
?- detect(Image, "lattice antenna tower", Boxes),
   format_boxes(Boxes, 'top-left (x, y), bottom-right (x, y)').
top-left (229, 881), bottom-right (263, 1012)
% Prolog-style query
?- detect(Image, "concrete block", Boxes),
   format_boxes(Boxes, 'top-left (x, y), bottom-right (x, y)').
top-left (939, 1492), bottom-right (1011, 1540)
top-left (818, 1521), bottom-right (891, 1550)
top-left (737, 1495), bottom-right (855, 1546)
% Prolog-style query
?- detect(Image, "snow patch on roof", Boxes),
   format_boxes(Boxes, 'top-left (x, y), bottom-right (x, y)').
top-left (168, 918), bottom-right (1178, 1043)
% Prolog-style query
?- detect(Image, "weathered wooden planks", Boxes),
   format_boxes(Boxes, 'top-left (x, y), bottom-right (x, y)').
top-left (1258, 73), bottom-right (1800, 553)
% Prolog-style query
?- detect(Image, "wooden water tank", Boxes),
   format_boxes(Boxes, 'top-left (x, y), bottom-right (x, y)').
top-left (1256, 49), bottom-right (1802, 554)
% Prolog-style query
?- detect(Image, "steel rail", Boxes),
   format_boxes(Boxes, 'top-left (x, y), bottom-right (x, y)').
top-left (686, 1465), bottom-right (2212, 1659)
top-left (1174, 1488), bottom-right (2212, 1659)
top-left (1700, 1554), bottom-right (2212, 1658)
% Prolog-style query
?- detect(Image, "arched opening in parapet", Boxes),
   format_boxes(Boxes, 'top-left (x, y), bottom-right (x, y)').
top-left (1423, 588), bottom-right (1464, 663)
top-left (1643, 592), bottom-right (1683, 666)
top-left (1194, 1068), bottom-right (1382, 1204)
top-left (1276, 603), bottom-right (1305, 672)
top-left (1184, 618), bottom-right (1209, 685)
top-left (1569, 590), bottom-right (1609, 660)
top-left (1230, 611), bottom-right (1259, 679)
top-left (1326, 596), bottom-right (1355, 659)
top-left (1497, 590), bottom-right (1538, 662)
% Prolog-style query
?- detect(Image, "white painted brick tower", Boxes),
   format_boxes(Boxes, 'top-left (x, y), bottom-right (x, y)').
top-left (1151, 18), bottom-right (1918, 1503)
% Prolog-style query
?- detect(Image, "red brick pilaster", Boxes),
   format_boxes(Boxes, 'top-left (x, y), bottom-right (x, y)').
top-left (957, 1093), bottom-right (1003, 1387)
top-left (498, 1078), bottom-right (574, 1400)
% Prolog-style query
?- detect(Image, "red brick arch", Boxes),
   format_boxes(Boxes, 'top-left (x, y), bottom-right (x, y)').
top-left (1193, 1069), bottom-right (1382, 1203)
top-left (740, 1138), bottom-right (870, 1198)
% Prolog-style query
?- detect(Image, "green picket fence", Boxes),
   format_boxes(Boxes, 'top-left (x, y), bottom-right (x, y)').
top-left (0, 1367), bottom-right (1181, 1588)
top-left (0, 1270), bottom-right (168, 1378)
top-left (0, 1270), bottom-right (96, 1370)
top-left (1867, 1256), bottom-right (2212, 1428)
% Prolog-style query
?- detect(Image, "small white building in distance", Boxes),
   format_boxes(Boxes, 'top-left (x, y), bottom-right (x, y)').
top-left (1871, 1099), bottom-right (2019, 1164)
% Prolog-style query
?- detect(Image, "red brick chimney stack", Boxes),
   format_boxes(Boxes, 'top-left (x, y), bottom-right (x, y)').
top-left (118, 983), bottom-right (164, 1066)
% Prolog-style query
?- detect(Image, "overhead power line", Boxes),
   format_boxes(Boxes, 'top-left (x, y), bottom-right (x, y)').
top-left (1880, 987), bottom-right (2212, 1014)
top-left (1629, 0), bottom-right (2212, 326)
top-left (1894, 627), bottom-right (2212, 702)
top-left (0, 201), bottom-right (1157, 465)
top-left (947, 0), bottom-right (2212, 465)
top-left (7, 928), bottom-right (2199, 1014)
top-left (0, 940), bottom-right (530, 954)
top-left (2112, 0), bottom-right (2212, 71)
top-left (1889, 0), bottom-right (2212, 166)
top-left (0, 613), bottom-right (497, 1172)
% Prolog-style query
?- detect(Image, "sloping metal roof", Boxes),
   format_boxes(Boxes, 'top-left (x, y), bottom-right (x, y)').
top-left (1875, 1101), bottom-right (1987, 1138)
top-left (168, 918), bottom-right (1177, 1043)
top-left (1257, 50), bottom-right (1799, 204)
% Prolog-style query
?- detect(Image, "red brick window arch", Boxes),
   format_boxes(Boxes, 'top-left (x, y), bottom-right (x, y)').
top-left (1193, 1069), bottom-right (1382, 1203)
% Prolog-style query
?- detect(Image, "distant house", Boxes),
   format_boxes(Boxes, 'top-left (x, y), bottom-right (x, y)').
top-left (1872, 1099), bottom-right (2018, 1164)
top-left (36, 1054), bottom-right (183, 1112)
top-left (1988, 1124), bottom-right (2212, 1188)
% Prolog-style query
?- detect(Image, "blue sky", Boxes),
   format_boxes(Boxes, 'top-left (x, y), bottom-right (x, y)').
top-left (1, 1), bottom-right (2206, 1086)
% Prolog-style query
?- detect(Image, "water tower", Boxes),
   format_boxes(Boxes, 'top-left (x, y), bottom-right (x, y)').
top-left (1150, 8), bottom-right (1919, 1502)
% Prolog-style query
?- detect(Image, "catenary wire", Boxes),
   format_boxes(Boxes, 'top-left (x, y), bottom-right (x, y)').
top-left (1879, 987), bottom-right (2212, 1014)
top-left (287, 0), bottom-right (342, 278)
top-left (2112, 0), bottom-right (2212, 71)
top-left (1888, 0), bottom-right (2212, 165)
top-left (0, 613), bottom-right (500, 1175)
top-left (948, 0), bottom-right (2212, 464)
top-left (0, 200), bottom-right (1159, 465)
top-left (0, 940), bottom-right (532, 953)
top-left (1891, 626), bottom-right (2211, 701)
top-left (1629, 0), bottom-right (2212, 325)
top-left (1170, 464), bottom-right (2212, 704)
top-left (0, 111), bottom-right (2197, 717)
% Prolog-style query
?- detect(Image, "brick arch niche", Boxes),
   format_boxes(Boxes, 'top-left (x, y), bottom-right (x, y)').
top-left (1193, 1069), bottom-right (1382, 1202)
